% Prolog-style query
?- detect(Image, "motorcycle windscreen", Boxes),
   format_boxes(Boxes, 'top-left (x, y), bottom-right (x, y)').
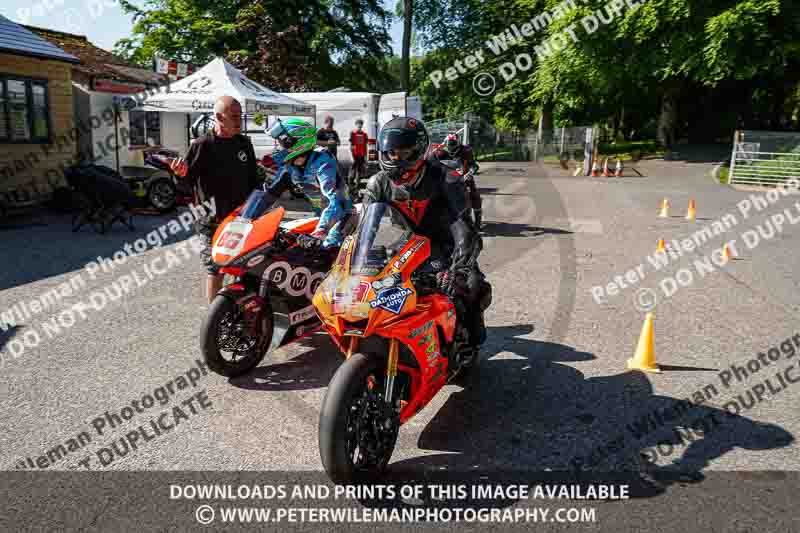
top-left (350, 202), bottom-right (414, 276)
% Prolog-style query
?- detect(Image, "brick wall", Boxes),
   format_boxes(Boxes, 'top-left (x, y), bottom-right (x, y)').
top-left (0, 52), bottom-right (75, 197)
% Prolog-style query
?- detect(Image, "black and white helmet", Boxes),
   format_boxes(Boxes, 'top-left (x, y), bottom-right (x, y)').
top-left (377, 117), bottom-right (430, 182)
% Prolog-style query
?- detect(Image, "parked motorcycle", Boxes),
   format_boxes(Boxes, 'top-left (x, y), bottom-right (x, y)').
top-left (123, 147), bottom-right (192, 212)
top-left (312, 201), bottom-right (478, 483)
top-left (200, 188), bottom-right (340, 377)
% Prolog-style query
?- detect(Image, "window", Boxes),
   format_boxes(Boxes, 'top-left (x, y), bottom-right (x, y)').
top-left (129, 110), bottom-right (162, 146)
top-left (0, 76), bottom-right (50, 143)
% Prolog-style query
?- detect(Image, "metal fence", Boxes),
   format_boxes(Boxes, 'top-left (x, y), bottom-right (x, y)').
top-left (729, 130), bottom-right (800, 187)
top-left (425, 115), bottom-right (596, 173)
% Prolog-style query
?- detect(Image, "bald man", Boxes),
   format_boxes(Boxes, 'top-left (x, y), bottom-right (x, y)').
top-left (170, 96), bottom-right (260, 303)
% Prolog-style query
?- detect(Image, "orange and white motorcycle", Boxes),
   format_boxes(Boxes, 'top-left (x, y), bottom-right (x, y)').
top-left (312, 201), bottom-right (479, 483)
top-left (199, 189), bottom-right (340, 377)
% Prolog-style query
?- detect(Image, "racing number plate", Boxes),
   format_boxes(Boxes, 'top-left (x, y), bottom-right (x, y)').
top-left (212, 220), bottom-right (254, 257)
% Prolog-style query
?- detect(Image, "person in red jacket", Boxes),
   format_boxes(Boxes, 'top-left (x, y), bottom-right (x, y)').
top-left (349, 119), bottom-right (369, 194)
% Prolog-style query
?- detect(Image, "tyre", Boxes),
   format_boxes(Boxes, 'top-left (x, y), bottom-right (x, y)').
top-left (148, 177), bottom-right (176, 213)
top-left (200, 294), bottom-right (274, 377)
top-left (319, 352), bottom-right (399, 484)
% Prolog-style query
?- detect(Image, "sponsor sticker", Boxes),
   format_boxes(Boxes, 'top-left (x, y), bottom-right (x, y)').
top-left (246, 255), bottom-right (265, 267)
top-left (263, 262), bottom-right (325, 300)
top-left (289, 305), bottom-right (317, 325)
top-left (393, 240), bottom-right (425, 270)
top-left (372, 273), bottom-right (401, 291)
top-left (370, 287), bottom-right (413, 314)
top-left (410, 320), bottom-right (433, 339)
top-left (417, 331), bottom-right (434, 346)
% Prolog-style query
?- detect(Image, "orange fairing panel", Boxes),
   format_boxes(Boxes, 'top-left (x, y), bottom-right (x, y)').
top-left (211, 207), bottom-right (285, 265)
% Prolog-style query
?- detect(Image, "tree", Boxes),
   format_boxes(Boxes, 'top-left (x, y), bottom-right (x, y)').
top-left (115, 0), bottom-right (394, 92)
top-left (395, 0), bottom-right (414, 91)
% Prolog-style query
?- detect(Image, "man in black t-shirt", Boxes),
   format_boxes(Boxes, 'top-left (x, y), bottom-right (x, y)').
top-left (316, 115), bottom-right (341, 160)
top-left (170, 96), bottom-right (260, 303)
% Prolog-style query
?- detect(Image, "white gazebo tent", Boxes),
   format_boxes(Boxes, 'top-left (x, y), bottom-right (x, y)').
top-left (114, 58), bottom-right (316, 171)
top-left (134, 57), bottom-right (315, 118)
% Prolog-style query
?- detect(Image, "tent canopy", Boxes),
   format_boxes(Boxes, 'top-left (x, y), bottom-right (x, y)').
top-left (133, 57), bottom-right (315, 117)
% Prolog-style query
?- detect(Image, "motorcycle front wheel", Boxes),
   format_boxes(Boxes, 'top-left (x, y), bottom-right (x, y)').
top-left (201, 294), bottom-right (274, 377)
top-left (319, 352), bottom-right (399, 484)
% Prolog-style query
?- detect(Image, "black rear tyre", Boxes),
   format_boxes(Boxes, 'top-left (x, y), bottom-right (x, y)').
top-left (319, 352), bottom-right (397, 484)
top-left (201, 294), bottom-right (273, 377)
top-left (148, 177), bottom-right (176, 213)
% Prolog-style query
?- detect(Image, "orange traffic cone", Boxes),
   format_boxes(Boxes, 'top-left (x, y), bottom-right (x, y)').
top-left (722, 242), bottom-right (735, 261)
top-left (603, 157), bottom-right (611, 177)
top-left (686, 200), bottom-right (696, 220)
top-left (656, 238), bottom-right (667, 253)
top-left (658, 198), bottom-right (670, 218)
top-left (591, 159), bottom-right (600, 177)
top-left (615, 158), bottom-right (624, 177)
top-left (628, 313), bottom-right (661, 373)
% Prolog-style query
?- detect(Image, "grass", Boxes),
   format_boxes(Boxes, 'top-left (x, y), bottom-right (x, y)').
top-left (718, 167), bottom-right (729, 184)
top-left (476, 151), bottom-right (519, 162)
top-left (474, 139), bottom-right (665, 163)
top-left (599, 140), bottom-right (664, 161)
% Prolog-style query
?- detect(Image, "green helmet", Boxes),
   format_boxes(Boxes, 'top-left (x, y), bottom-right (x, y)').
top-left (284, 125), bottom-right (318, 162)
top-left (267, 118), bottom-right (312, 140)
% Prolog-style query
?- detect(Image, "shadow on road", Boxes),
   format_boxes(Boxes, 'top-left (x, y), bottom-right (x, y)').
top-left (480, 222), bottom-right (573, 238)
top-left (0, 211), bottom-right (196, 291)
top-left (228, 333), bottom-right (340, 392)
top-left (364, 323), bottom-right (794, 504)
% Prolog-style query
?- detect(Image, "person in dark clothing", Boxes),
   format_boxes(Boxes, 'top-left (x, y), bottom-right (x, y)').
top-left (317, 115), bottom-right (341, 159)
top-left (430, 133), bottom-right (483, 229)
top-left (169, 95), bottom-right (260, 303)
top-left (363, 116), bottom-right (491, 363)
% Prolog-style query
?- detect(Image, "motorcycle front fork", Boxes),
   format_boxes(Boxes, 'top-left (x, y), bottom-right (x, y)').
top-left (346, 336), bottom-right (399, 406)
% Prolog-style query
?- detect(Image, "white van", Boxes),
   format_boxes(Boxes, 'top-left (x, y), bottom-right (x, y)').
top-left (246, 91), bottom-right (422, 166)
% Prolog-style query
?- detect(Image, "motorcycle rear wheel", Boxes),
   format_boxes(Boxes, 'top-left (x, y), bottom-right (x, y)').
top-left (148, 177), bottom-right (176, 213)
top-left (319, 352), bottom-right (399, 484)
top-left (201, 294), bottom-right (274, 377)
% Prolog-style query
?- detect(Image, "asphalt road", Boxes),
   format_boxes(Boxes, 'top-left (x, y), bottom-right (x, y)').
top-left (1, 160), bottom-right (799, 530)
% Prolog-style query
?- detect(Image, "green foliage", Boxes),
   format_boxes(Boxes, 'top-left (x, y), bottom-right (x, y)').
top-left (114, 0), bottom-right (800, 137)
top-left (408, 0), bottom-right (800, 137)
top-left (115, 0), bottom-right (395, 92)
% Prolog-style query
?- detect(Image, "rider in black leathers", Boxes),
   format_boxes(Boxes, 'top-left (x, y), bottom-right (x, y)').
top-left (362, 116), bottom-right (491, 362)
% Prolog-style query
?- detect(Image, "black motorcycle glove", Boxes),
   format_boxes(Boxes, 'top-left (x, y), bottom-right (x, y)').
top-left (296, 234), bottom-right (324, 251)
top-left (437, 269), bottom-right (469, 300)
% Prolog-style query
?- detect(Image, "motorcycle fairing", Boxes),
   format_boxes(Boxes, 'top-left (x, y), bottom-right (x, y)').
top-left (313, 202), bottom-right (459, 424)
top-left (212, 206), bottom-right (285, 265)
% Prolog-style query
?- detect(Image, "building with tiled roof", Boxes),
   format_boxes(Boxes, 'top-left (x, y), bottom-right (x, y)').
top-left (0, 15), bottom-right (80, 207)
top-left (25, 25), bottom-right (173, 174)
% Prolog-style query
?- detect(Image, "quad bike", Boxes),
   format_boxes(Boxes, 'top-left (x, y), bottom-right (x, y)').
top-left (200, 187), bottom-right (340, 377)
top-left (312, 201), bottom-right (480, 483)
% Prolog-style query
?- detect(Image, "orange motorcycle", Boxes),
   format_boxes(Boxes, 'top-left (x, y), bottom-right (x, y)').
top-left (312, 201), bottom-right (479, 483)
top-left (200, 188), bottom-right (339, 377)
